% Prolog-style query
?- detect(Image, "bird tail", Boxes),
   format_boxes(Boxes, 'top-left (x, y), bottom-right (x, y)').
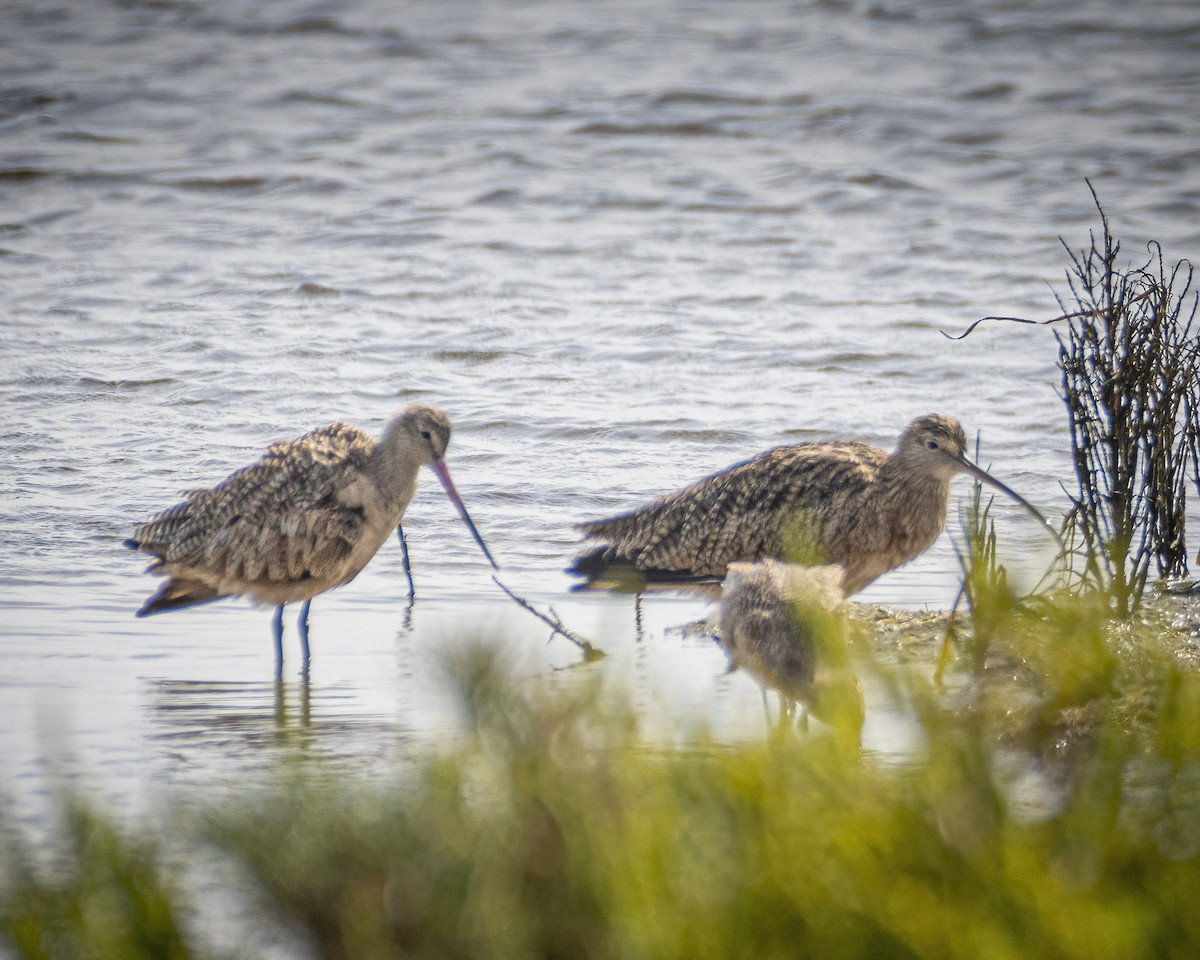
top-left (567, 546), bottom-right (649, 589)
top-left (137, 577), bottom-right (222, 616)
top-left (568, 547), bottom-right (723, 592)
top-left (567, 546), bottom-right (614, 580)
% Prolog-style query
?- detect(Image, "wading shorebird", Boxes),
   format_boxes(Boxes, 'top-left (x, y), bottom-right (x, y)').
top-left (719, 560), bottom-right (862, 732)
top-left (126, 404), bottom-right (497, 671)
top-left (571, 414), bottom-right (1051, 595)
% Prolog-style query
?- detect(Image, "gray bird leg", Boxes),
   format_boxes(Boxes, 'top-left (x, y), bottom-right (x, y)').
top-left (397, 524), bottom-right (415, 599)
top-left (298, 599), bottom-right (312, 670)
top-left (272, 605), bottom-right (284, 676)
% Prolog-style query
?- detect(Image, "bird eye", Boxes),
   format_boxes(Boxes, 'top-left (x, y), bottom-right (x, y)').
top-left (926, 440), bottom-right (939, 450)
top-left (421, 430), bottom-right (432, 440)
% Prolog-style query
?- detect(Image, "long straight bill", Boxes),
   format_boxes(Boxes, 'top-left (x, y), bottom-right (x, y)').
top-left (430, 458), bottom-right (499, 570)
top-left (957, 454), bottom-right (1062, 548)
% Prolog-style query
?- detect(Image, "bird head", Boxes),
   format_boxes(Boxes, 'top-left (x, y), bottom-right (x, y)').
top-left (897, 414), bottom-right (1058, 540)
top-left (397, 404), bottom-right (453, 464)
top-left (390, 404), bottom-right (498, 570)
top-left (896, 414), bottom-right (971, 483)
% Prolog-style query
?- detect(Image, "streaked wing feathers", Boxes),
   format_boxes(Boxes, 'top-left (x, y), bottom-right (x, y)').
top-left (579, 441), bottom-right (885, 576)
top-left (131, 422), bottom-right (374, 585)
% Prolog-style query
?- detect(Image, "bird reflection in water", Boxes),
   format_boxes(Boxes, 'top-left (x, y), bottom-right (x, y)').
top-left (147, 678), bottom-right (313, 752)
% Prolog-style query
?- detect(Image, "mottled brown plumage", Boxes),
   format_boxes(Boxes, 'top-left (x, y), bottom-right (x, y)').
top-left (126, 404), bottom-right (495, 666)
top-left (572, 414), bottom-right (1041, 596)
top-left (719, 561), bottom-right (845, 692)
top-left (719, 560), bottom-right (861, 730)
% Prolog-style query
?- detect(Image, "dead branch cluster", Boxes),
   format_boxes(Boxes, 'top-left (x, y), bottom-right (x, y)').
top-left (950, 186), bottom-right (1199, 616)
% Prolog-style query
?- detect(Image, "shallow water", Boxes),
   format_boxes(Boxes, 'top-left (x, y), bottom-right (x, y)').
top-left (2, 0), bottom-right (1199, 815)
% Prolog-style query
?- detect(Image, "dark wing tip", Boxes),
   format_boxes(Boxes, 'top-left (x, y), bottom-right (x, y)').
top-left (123, 538), bottom-right (141, 551)
top-left (568, 547), bottom-right (723, 593)
top-left (567, 546), bottom-right (612, 580)
top-left (567, 547), bottom-right (648, 592)
top-left (136, 578), bottom-right (222, 616)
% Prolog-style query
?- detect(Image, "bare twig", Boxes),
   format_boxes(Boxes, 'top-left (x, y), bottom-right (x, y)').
top-left (493, 576), bottom-right (605, 660)
top-left (1052, 187), bottom-right (1199, 614)
top-left (941, 290), bottom-right (1157, 341)
top-left (945, 184), bottom-right (1199, 616)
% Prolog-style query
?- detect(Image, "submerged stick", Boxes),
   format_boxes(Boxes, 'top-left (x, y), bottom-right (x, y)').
top-left (493, 576), bottom-right (605, 660)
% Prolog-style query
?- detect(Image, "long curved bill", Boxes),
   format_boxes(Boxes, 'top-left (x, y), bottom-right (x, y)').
top-left (430, 458), bottom-right (499, 570)
top-left (956, 453), bottom-right (1061, 546)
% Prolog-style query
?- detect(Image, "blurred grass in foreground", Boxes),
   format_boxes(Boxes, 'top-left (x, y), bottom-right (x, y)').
top-left (5, 600), bottom-right (1200, 960)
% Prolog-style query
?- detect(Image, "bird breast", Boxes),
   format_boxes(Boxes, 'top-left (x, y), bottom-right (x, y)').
top-left (836, 476), bottom-right (951, 594)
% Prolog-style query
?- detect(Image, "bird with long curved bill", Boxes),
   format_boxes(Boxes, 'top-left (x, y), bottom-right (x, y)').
top-left (125, 404), bottom-right (497, 672)
top-left (570, 414), bottom-right (1054, 595)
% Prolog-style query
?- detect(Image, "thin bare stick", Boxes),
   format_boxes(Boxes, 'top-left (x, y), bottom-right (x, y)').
top-left (493, 576), bottom-right (604, 660)
top-left (941, 290), bottom-right (1156, 341)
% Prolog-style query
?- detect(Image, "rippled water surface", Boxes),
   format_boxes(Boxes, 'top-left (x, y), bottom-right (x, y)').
top-left (2, 0), bottom-right (1199, 812)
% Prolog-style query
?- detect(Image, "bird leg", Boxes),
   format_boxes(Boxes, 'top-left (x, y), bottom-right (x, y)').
top-left (794, 700), bottom-right (810, 733)
top-left (297, 599), bottom-right (312, 671)
top-left (396, 524), bottom-right (416, 600)
top-left (272, 605), bottom-right (284, 678)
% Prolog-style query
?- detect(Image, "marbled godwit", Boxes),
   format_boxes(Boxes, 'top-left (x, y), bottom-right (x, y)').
top-left (571, 414), bottom-right (1050, 595)
top-left (125, 404), bottom-right (496, 670)
top-left (719, 560), bottom-right (862, 731)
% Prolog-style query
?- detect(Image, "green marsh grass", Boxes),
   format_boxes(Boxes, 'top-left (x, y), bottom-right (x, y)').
top-left (0, 799), bottom-right (191, 960)
top-left (6, 602), bottom-right (1200, 960)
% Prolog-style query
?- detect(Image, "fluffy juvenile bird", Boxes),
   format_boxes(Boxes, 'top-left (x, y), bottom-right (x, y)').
top-left (126, 404), bottom-right (496, 669)
top-left (719, 560), bottom-right (862, 731)
top-left (572, 414), bottom-right (1047, 595)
